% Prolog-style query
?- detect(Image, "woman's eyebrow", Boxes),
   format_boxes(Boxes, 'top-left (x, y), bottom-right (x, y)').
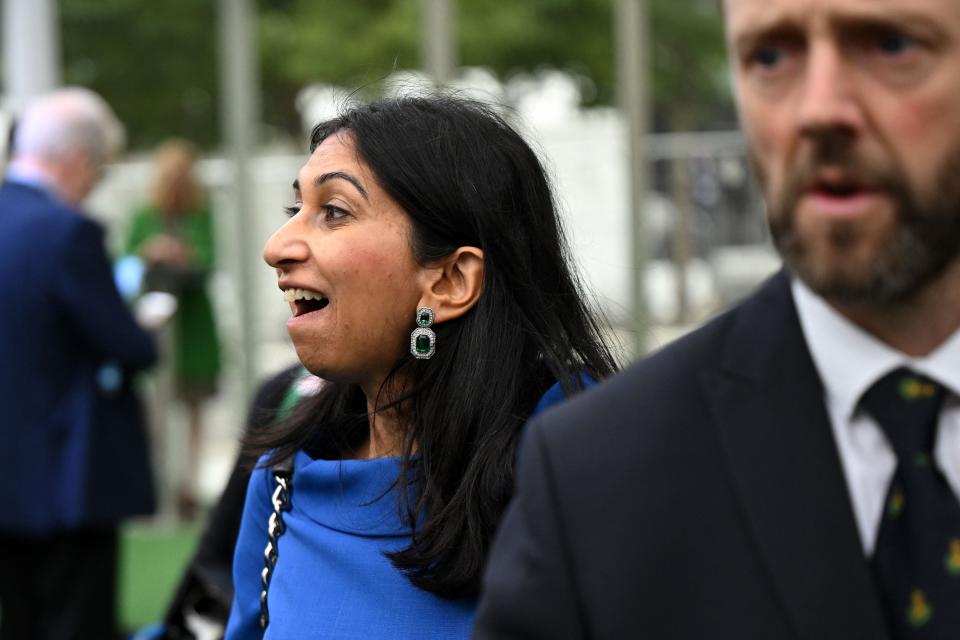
top-left (316, 171), bottom-right (369, 201)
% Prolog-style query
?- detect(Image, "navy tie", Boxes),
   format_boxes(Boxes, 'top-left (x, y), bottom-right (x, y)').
top-left (860, 368), bottom-right (960, 638)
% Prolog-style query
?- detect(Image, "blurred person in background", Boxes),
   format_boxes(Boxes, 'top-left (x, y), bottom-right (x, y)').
top-left (135, 363), bottom-right (319, 640)
top-left (125, 138), bottom-right (222, 520)
top-left (225, 95), bottom-right (619, 639)
top-left (0, 87), bottom-right (157, 640)
top-left (475, 0), bottom-right (960, 638)
top-left (1, 111), bottom-right (14, 174)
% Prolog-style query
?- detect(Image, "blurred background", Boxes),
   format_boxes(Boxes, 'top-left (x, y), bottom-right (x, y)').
top-left (1, 0), bottom-right (780, 633)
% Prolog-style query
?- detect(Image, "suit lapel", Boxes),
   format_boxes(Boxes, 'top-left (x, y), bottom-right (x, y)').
top-left (702, 273), bottom-right (888, 640)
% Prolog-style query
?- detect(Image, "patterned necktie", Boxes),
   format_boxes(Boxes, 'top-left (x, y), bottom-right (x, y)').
top-left (859, 368), bottom-right (960, 638)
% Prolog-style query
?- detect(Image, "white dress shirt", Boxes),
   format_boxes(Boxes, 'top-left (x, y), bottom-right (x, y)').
top-left (792, 278), bottom-right (960, 555)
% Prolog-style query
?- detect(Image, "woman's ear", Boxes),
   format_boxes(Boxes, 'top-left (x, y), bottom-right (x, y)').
top-left (419, 246), bottom-right (484, 323)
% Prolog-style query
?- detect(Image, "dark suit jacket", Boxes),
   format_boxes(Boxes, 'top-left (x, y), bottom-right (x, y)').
top-left (474, 272), bottom-right (890, 640)
top-left (0, 180), bottom-right (157, 534)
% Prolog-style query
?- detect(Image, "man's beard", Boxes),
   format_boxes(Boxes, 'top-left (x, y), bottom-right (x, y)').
top-left (763, 133), bottom-right (960, 307)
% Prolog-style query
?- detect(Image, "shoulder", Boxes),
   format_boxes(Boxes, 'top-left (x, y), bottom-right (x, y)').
top-left (526, 272), bottom-right (792, 468)
top-left (127, 205), bottom-right (163, 229)
top-left (250, 366), bottom-right (304, 420)
top-left (54, 215), bottom-right (106, 258)
top-left (190, 203), bottom-right (213, 218)
top-left (531, 373), bottom-right (595, 417)
top-left (131, 204), bottom-right (159, 217)
top-left (537, 305), bottom-right (734, 432)
top-left (174, 204), bottom-right (213, 226)
top-left (0, 184), bottom-right (96, 254)
top-left (0, 182), bottom-right (76, 225)
top-left (241, 457), bottom-right (277, 514)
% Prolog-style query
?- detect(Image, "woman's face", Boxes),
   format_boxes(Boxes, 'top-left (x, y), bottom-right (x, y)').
top-left (263, 132), bottom-right (428, 393)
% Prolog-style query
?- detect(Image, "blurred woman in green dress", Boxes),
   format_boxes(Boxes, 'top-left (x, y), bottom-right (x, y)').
top-left (126, 138), bottom-right (222, 519)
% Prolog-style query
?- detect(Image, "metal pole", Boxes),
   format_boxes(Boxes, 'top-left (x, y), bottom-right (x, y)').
top-left (671, 157), bottom-right (692, 324)
top-left (420, 0), bottom-right (456, 85)
top-left (3, 0), bottom-right (61, 111)
top-left (615, 0), bottom-right (651, 357)
top-left (218, 0), bottom-right (260, 404)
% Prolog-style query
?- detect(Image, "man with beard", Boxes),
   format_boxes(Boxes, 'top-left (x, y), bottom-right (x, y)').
top-left (474, 0), bottom-right (960, 639)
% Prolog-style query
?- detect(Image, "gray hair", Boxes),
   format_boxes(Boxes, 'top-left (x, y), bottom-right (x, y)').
top-left (13, 87), bottom-right (125, 163)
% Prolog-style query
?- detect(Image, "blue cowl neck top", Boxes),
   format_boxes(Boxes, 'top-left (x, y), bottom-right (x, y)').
top-left (226, 451), bottom-right (475, 640)
top-left (226, 379), bottom-right (582, 639)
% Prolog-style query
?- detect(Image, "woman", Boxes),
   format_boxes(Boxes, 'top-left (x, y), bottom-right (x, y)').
top-left (227, 96), bottom-right (617, 639)
top-left (125, 138), bottom-right (222, 519)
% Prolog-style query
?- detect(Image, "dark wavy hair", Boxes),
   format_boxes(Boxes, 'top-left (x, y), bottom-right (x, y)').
top-left (249, 95), bottom-right (618, 598)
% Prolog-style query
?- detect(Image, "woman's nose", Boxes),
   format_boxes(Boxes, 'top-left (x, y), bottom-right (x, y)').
top-left (263, 217), bottom-right (309, 270)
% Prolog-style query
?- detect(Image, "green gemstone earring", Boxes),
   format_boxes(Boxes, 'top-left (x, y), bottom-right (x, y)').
top-left (410, 307), bottom-right (436, 359)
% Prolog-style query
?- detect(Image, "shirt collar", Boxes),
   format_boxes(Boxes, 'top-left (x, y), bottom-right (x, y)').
top-left (5, 158), bottom-right (63, 201)
top-left (792, 277), bottom-right (960, 420)
top-left (920, 325), bottom-right (960, 400)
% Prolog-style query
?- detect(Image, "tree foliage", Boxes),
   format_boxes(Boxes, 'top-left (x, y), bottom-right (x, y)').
top-left (61, 0), bottom-right (219, 151)
top-left (54, 0), bottom-right (729, 151)
top-left (260, 0), bottom-right (730, 135)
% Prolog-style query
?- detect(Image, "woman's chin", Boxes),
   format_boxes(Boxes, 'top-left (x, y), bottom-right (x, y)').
top-left (291, 348), bottom-right (331, 380)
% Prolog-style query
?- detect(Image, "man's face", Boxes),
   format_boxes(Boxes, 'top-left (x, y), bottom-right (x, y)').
top-left (726, 0), bottom-right (960, 306)
top-left (59, 149), bottom-right (103, 206)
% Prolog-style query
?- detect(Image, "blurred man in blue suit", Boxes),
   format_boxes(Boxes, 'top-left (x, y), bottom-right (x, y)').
top-left (0, 88), bottom-right (157, 640)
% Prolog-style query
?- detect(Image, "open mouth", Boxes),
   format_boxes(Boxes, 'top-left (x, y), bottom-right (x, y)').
top-left (809, 175), bottom-right (869, 199)
top-left (799, 171), bottom-right (885, 218)
top-left (283, 288), bottom-right (330, 317)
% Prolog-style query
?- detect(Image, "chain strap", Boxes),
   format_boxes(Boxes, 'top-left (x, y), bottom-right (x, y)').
top-left (259, 461), bottom-right (293, 632)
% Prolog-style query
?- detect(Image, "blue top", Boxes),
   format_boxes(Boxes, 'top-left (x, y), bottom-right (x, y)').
top-left (227, 452), bottom-right (475, 640)
top-left (226, 380), bottom-right (587, 639)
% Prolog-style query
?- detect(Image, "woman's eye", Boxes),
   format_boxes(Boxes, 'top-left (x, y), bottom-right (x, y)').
top-left (283, 204), bottom-right (301, 218)
top-left (322, 204), bottom-right (349, 222)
